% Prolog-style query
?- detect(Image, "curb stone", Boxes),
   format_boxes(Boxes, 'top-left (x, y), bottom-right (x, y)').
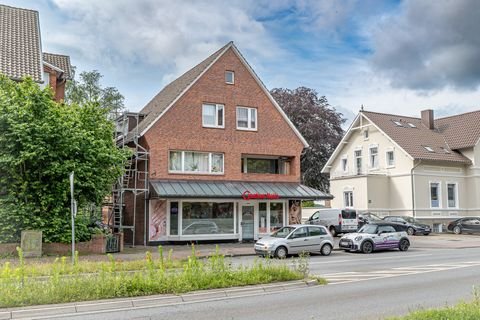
top-left (2, 280), bottom-right (319, 319)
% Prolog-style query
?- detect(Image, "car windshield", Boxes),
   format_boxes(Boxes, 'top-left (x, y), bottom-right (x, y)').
top-left (404, 217), bottom-right (416, 223)
top-left (357, 224), bottom-right (377, 234)
top-left (271, 227), bottom-right (295, 238)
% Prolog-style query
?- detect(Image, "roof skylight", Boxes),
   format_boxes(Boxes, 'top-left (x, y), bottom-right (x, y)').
top-left (407, 123), bottom-right (416, 128)
top-left (424, 146), bottom-right (434, 152)
top-left (392, 120), bottom-right (403, 127)
top-left (441, 147), bottom-right (450, 153)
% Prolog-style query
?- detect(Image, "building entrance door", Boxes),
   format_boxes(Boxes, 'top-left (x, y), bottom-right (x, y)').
top-left (240, 204), bottom-right (255, 241)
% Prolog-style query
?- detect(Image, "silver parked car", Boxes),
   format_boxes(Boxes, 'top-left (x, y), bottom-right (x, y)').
top-left (254, 224), bottom-right (334, 258)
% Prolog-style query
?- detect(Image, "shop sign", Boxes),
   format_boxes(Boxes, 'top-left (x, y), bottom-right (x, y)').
top-left (242, 190), bottom-right (280, 200)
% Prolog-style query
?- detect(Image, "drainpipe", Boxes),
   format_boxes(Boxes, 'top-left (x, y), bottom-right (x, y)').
top-left (411, 160), bottom-right (422, 218)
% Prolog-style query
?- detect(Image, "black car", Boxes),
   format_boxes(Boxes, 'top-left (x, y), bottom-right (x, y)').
top-left (382, 216), bottom-right (431, 235)
top-left (358, 212), bottom-right (383, 228)
top-left (447, 217), bottom-right (480, 234)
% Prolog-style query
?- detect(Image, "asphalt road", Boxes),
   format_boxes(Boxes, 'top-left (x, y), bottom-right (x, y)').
top-left (46, 246), bottom-right (480, 320)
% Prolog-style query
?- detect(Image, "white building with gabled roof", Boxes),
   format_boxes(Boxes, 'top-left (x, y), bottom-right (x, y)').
top-left (322, 109), bottom-right (480, 231)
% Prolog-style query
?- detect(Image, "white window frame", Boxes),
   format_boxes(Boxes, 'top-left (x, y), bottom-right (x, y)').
top-left (429, 181), bottom-right (442, 208)
top-left (363, 129), bottom-right (369, 140)
top-left (385, 149), bottom-right (395, 168)
top-left (446, 182), bottom-right (458, 209)
top-left (202, 103), bottom-right (224, 129)
top-left (343, 191), bottom-right (354, 207)
top-left (236, 106), bottom-right (257, 131)
top-left (341, 156), bottom-right (348, 173)
top-left (168, 150), bottom-right (224, 175)
top-left (369, 145), bottom-right (379, 170)
top-left (225, 71), bottom-right (235, 84)
top-left (354, 148), bottom-right (362, 175)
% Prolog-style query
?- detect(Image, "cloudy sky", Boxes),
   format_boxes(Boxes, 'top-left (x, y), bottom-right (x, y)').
top-left (5, 0), bottom-right (480, 122)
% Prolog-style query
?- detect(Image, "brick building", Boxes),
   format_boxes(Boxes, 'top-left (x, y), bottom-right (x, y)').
top-left (0, 4), bottom-right (72, 101)
top-left (111, 42), bottom-right (330, 245)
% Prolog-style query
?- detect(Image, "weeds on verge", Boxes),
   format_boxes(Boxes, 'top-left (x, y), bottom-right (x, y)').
top-left (0, 245), bottom-right (304, 308)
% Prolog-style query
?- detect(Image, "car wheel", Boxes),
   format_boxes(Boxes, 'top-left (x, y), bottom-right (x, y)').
top-left (453, 226), bottom-right (462, 234)
top-left (329, 227), bottom-right (337, 237)
top-left (407, 227), bottom-right (415, 236)
top-left (320, 244), bottom-right (332, 256)
top-left (275, 246), bottom-right (288, 259)
top-left (399, 239), bottom-right (410, 251)
top-left (361, 241), bottom-right (373, 254)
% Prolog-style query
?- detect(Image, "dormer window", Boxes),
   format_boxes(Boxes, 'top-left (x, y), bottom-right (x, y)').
top-left (424, 146), bottom-right (434, 152)
top-left (225, 71), bottom-right (234, 84)
top-left (202, 103), bottom-right (224, 128)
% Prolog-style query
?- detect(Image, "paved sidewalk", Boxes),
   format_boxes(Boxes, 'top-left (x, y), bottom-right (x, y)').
top-left (1, 233), bottom-right (478, 264)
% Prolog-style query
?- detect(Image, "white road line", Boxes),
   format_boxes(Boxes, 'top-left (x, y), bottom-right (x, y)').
top-left (307, 253), bottom-right (433, 265)
top-left (320, 260), bottom-right (480, 285)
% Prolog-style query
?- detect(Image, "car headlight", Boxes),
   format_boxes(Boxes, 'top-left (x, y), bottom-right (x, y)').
top-left (354, 236), bottom-right (363, 241)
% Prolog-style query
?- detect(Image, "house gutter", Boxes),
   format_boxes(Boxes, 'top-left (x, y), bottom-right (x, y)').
top-left (411, 159), bottom-right (422, 218)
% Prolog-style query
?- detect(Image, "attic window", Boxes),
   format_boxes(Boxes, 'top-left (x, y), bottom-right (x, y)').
top-left (225, 71), bottom-right (234, 84)
top-left (424, 146), bottom-right (434, 152)
top-left (441, 147), bottom-right (450, 154)
top-left (392, 120), bottom-right (403, 127)
top-left (407, 123), bottom-right (416, 128)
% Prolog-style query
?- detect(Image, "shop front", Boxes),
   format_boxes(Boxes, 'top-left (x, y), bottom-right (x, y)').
top-left (148, 180), bottom-right (331, 243)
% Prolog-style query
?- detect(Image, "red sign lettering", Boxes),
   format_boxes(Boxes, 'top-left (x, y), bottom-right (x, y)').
top-left (242, 190), bottom-right (280, 200)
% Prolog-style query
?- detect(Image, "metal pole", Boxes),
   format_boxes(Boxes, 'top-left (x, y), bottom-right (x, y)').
top-left (70, 172), bottom-right (75, 265)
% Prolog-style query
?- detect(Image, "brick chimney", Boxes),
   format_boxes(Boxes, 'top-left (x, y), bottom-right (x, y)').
top-left (421, 109), bottom-right (434, 130)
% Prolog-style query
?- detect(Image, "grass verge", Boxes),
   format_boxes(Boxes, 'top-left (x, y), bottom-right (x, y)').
top-left (388, 290), bottom-right (480, 320)
top-left (0, 246), bottom-right (312, 308)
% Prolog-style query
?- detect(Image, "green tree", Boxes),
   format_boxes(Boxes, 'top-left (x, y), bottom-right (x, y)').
top-left (0, 76), bottom-right (128, 243)
top-left (270, 87), bottom-right (345, 192)
top-left (65, 69), bottom-right (125, 119)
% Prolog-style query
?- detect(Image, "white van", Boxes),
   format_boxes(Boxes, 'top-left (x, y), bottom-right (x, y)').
top-left (306, 208), bottom-right (358, 237)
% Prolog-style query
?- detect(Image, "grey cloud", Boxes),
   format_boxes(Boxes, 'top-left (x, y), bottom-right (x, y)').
top-left (370, 0), bottom-right (480, 91)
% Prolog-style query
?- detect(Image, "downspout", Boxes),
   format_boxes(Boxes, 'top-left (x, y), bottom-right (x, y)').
top-left (411, 160), bottom-right (422, 218)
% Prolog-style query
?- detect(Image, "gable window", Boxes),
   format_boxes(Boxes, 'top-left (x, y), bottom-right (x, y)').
top-left (354, 150), bottom-right (362, 175)
top-left (169, 151), bottom-right (224, 174)
top-left (237, 107), bottom-right (257, 130)
top-left (447, 183), bottom-right (458, 208)
top-left (225, 71), bottom-right (234, 84)
top-left (344, 191), bottom-right (353, 207)
top-left (386, 150), bottom-right (395, 167)
top-left (363, 129), bottom-right (369, 140)
top-left (202, 104), bottom-right (224, 128)
top-left (369, 146), bottom-right (378, 169)
top-left (430, 182), bottom-right (440, 208)
top-left (341, 157), bottom-right (348, 173)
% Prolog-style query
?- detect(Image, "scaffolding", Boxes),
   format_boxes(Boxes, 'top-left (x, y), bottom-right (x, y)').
top-left (106, 112), bottom-right (149, 246)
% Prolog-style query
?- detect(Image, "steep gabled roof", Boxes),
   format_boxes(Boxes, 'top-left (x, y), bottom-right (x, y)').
top-left (43, 52), bottom-right (73, 80)
top-left (361, 111), bottom-right (471, 164)
top-left (0, 4), bottom-right (43, 82)
top-left (135, 41), bottom-right (308, 147)
top-left (436, 110), bottom-right (480, 150)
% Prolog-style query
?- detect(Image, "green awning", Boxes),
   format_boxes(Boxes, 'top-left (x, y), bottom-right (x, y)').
top-left (150, 180), bottom-right (332, 200)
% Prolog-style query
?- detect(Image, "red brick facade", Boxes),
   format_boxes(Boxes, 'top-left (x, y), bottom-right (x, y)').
top-left (144, 48), bottom-right (304, 183)
top-left (43, 64), bottom-right (67, 102)
top-left (123, 46), bottom-right (308, 245)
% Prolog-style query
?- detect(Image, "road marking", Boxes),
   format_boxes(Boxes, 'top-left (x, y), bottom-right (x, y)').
top-left (307, 253), bottom-right (433, 265)
top-left (319, 260), bottom-right (480, 285)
